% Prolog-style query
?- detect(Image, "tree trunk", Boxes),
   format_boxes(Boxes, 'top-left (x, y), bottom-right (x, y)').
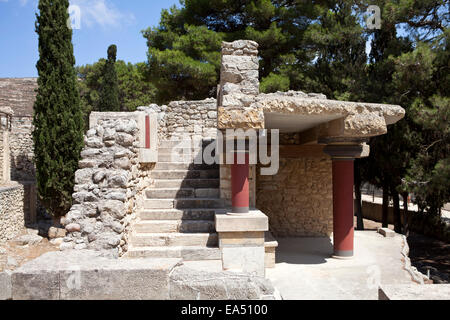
top-left (382, 186), bottom-right (389, 228)
top-left (391, 186), bottom-right (402, 234)
top-left (402, 192), bottom-right (409, 236)
top-left (354, 161), bottom-right (364, 230)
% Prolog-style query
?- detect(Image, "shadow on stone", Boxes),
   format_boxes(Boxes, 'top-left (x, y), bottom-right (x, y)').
top-left (274, 237), bottom-right (333, 265)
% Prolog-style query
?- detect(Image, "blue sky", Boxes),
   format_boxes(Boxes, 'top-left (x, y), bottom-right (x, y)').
top-left (0, 0), bottom-right (180, 77)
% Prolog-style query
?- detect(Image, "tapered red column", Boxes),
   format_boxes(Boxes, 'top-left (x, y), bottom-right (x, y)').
top-left (332, 159), bottom-right (354, 257)
top-left (324, 143), bottom-right (368, 258)
top-left (231, 152), bottom-right (249, 214)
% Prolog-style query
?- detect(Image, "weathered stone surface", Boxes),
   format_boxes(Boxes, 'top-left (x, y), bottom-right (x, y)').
top-left (98, 200), bottom-right (125, 220)
top-left (218, 40), bottom-right (262, 130)
top-left (257, 157), bottom-right (333, 237)
top-left (378, 227), bottom-right (395, 238)
top-left (0, 271), bottom-right (12, 300)
top-left (217, 107), bottom-right (265, 129)
top-left (65, 223), bottom-right (81, 233)
top-left (254, 92), bottom-right (405, 138)
top-left (379, 284), bottom-right (450, 300)
top-left (11, 251), bottom-right (182, 300)
top-left (11, 234), bottom-right (43, 246)
top-left (0, 185), bottom-right (27, 242)
top-left (169, 265), bottom-right (276, 300)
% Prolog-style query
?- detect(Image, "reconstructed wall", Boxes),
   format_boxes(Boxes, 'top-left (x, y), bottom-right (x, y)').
top-left (9, 117), bottom-right (34, 181)
top-left (256, 157), bottom-right (333, 237)
top-left (62, 114), bottom-right (145, 256)
top-left (0, 130), bottom-right (4, 183)
top-left (0, 184), bottom-right (26, 242)
top-left (64, 99), bottom-right (221, 255)
top-left (139, 98), bottom-right (218, 143)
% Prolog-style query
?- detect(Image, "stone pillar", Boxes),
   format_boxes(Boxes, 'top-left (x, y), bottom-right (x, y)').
top-left (215, 210), bottom-right (268, 276)
top-left (217, 40), bottom-right (264, 129)
top-left (231, 151), bottom-right (249, 213)
top-left (324, 143), bottom-right (369, 258)
top-left (1, 127), bottom-right (11, 184)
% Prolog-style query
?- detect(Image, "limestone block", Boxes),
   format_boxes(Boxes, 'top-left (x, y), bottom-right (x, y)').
top-left (169, 265), bottom-right (276, 300)
top-left (215, 211), bottom-right (268, 233)
top-left (222, 246), bottom-right (265, 277)
top-left (11, 251), bottom-right (182, 300)
top-left (0, 271), bottom-right (12, 300)
top-left (379, 284), bottom-right (450, 300)
top-left (378, 227), bottom-right (395, 238)
top-left (219, 231), bottom-right (265, 247)
top-left (217, 106), bottom-right (264, 129)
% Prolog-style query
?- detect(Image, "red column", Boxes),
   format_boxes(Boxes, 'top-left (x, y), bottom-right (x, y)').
top-left (332, 159), bottom-right (354, 258)
top-left (231, 152), bottom-right (249, 214)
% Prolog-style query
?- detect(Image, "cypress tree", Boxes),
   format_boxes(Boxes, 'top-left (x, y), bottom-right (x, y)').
top-left (98, 44), bottom-right (120, 111)
top-left (33, 0), bottom-right (84, 218)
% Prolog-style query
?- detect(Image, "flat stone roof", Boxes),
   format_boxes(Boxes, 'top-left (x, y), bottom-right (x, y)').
top-left (256, 91), bottom-right (405, 135)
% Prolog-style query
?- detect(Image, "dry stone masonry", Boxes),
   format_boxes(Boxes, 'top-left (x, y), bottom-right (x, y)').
top-left (257, 157), bottom-right (333, 237)
top-left (62, 115), bottom-right (142, 256)
top-left (0, 185), bottom-right (26, 242)
top-left (217, 40), bottom-right (264, 129)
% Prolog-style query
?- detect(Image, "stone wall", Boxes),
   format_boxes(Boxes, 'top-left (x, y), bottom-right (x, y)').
top-left (63, 100), bottom-right (221, 255)
top-left (10, 117), bottom-right (34, 181)
top-left (62, 113), bottom-right (145, 256)
top-left (0, 184), bottom-right (26, 242)
top-left (0, 130), bottom-right (4, 183)
top-left (256, 157), bottom-right (333, 237)
top-left (217, 40), bottom-right (264, 129)
top-left (139, 98), bottom-right (218, 143)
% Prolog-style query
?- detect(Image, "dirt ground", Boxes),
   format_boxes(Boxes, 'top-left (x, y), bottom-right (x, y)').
top-left (357, 217), bottom-right (450, 284)
top-left (0, 237), bottom-right (59, 272)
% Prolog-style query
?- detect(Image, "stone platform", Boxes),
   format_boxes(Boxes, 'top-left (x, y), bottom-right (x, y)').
top-left (379, 284), bottom-right (450, 300)
top-left (1, 250), bottom-right (278, 300)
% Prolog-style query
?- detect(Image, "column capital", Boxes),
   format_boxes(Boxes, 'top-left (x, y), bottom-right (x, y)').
top-left (323, 143), bottom-right (370, 159)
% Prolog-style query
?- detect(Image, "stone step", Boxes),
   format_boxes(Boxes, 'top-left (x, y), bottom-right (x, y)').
top-left (130, 232), bottom-right (218, 247)
top-left (151, 170), bottom-right (219, 180)
top-left (154, 162), bottom-right (219, 171)
top-left (140, 209), bottom-right (216, 221)
top-left (154, 179), bottom-right (220, 189)
top-left (145, 188), bottom-right (220, 199)
top-left (134, 220), bottom-right (215, 233)
top-left (144, 198), bottom-right (224, 209)
top-left (159, 140), bottom-right (215, 149)
top-left (126, 246), bottom-right (221, 261)
top-left (158, 147), bottom-right (204, 155)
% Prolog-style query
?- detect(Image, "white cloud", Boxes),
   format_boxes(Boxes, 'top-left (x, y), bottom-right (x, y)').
top-left (69, 0), bottom-right (135, 29)
top-left (0, 0), bottom-right (29, 5)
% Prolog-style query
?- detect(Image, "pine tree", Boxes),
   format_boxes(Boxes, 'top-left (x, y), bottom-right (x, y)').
top-left (33, 0), bottom-right (84, 218)
top-left (98, 44), bottom-right (120, 111)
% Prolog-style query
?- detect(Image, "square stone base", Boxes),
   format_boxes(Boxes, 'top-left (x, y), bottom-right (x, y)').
top-left (222, 246), bottom-right (265, 277)
top-left (215, 210), bottom-right (268, 277)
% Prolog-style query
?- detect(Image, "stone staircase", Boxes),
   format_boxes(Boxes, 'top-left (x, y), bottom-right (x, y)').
top-left (126, 140), bottom-right (224, 260)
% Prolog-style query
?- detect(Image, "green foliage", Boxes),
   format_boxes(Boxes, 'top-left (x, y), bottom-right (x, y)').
top-left (97, 44), bottom-right (120, 112)
top-left (260, 73), bottom-right (290, 93)
top-left (33, 0), bottom-right (84, 217)
top-left (77, 60), bottom-right (156, 113)
top-left (143, 23), bottom-right (223, 103)
top-left (362, 0), bottom-right (449, 219)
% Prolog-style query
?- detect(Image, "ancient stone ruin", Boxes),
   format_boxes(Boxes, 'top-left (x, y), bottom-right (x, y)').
top-left (53, 40), bottom-right (405, 277)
